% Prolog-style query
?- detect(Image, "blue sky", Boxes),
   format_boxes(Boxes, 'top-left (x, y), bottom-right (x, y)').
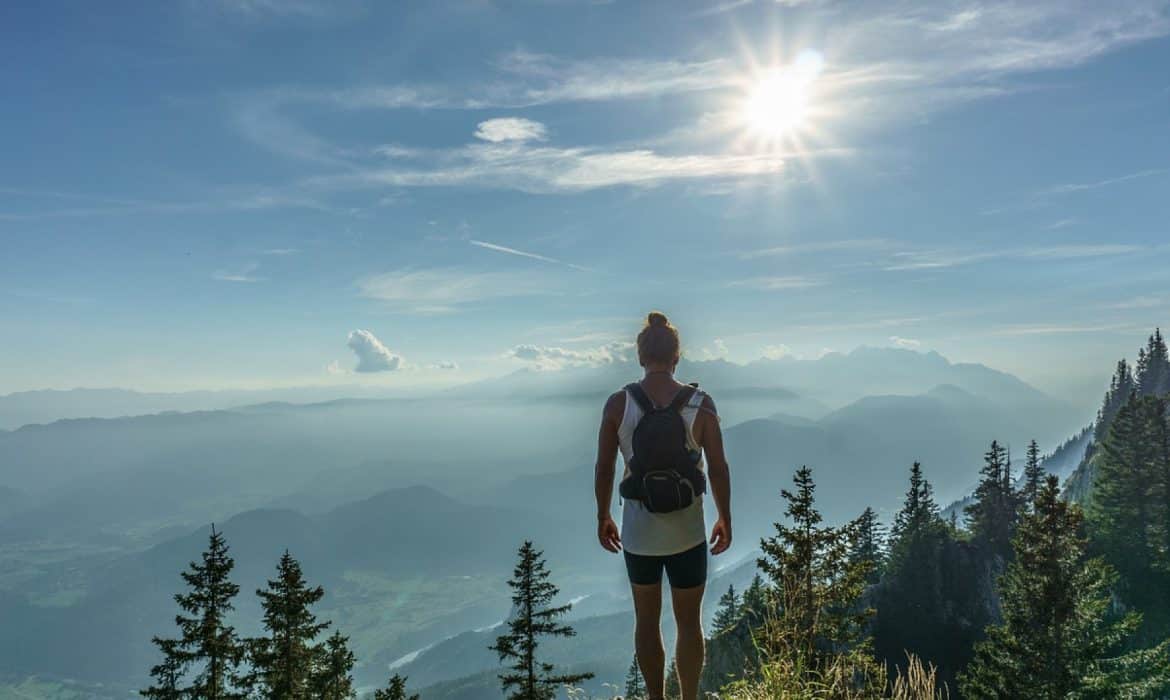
top-left (2, 0), bottom-right (1169, 405)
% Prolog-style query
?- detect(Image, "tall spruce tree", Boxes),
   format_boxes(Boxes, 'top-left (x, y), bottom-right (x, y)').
top-left (1088, 393), bottom-right (1170, 635)
top-left (1095, 359), bottom-right (1136, 443)
top-left (140, 638), bottom-right (185, 700)
top-left (875, 461), bottom-right (981, 690)
top-left (757, 466), bottom-right (874, 667)
top-left (887, 462), bottom-right (945, 570)
top-left (249, 550), bottom-right (330, 699)
top-left (312, 631), bottom-right (356, 700)
top-left (624, 658), bottom-right (646, 700)
top-left (664, 659), bottom-right (680, 699)
top-left (161, 525), bottom-right (246, 699)
top-left (1020, 439), bottom-right (1045, 511)
top-left (711, 585), bottom-right (741, 634)
top-left (373, 674), bottom-right (419, 700)
top-left (848, 506), bottom-right (886, 584)
top-left (1137, 329), bottom-right (1170, 397)
top-left (490, 541), bottom-right (593, 700)
top-left (965, 440), bottom-right (1018, 561)
top-left (960, 476), bottom-right (1170, 699)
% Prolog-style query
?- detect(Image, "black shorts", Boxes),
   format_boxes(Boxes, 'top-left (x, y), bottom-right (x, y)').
top-left (624, 542), bottom-right (708, 589)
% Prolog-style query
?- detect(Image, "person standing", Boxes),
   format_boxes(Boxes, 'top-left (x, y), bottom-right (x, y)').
top-left (594, 312), bottom-right (732, 700)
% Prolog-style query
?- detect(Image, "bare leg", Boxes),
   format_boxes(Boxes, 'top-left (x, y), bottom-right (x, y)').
top-left (632, 582), bottom-right (666, 699)
top-left (671, 583), bottom-right (706, 700)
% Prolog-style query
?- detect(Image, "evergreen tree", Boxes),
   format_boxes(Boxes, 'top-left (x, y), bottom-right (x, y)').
top-left (1088, 393), bottom-right (1170, 634)
top-left (248, 551), bottom-right (330, 699)
top-left (140, 638), bottom-right (185, 700)
top-left (701, 575), bottom-right (769, 694)
top-left (965, 440), bottom-right (1018, 561)
top-left (1096, 359), bottom-right (1136, 442)
top-left (888, 462), bottom-right (945, 570)
top-left (490, 541), bottom-right (593, 700)
top-left (1137, 329), bottom-right (1170, 397)
top-left (1020, 439), bottom-right (1045, 511)
top-left (757, 467), bottom-right (874, 667)
top-left (961, 476), bottom-right (1170, 699)
top-left (373, 674), bottom-right (419, 700)
top-left (165, 525), bottom-right (246, 699)
top-left (664, 659), bottom-right (680, 699)
top-left (848, 506), bottom-right (886, 583)
top-left (711, 585), bottom-right (741, 634)
top-left (623, 658), bottom-right (646, 700)
top-left (874, 462), bottom-right (980, 689)
top-left (312, 631), bottom-right (356, 700)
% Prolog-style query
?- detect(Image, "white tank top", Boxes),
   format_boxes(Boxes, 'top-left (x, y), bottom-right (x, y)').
top-left (618, 385), bottom-right (708, 556)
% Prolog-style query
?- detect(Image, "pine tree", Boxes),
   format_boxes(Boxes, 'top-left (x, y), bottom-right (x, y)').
top-left (249, 550), bottom-right (330, 699)
top-left (1020, 439), bottom-right (1045, 511)
top-left (164, 525), bottom-right (246, 700)
top-left (664, 659), bottom-right (680, 699)
top-left (960, 476), bottom-right (1170, 699)
top-left (490, 541), bottom-right (593, 700)
top-left (848, 506), bottom-right (886, 583)
top-left (623, 658), bottom-right (646, 700)
top-left (373, 674), bottom-right (419, 700)
top-left (757, 467), bottom-right (874, 668)
top-left (1137, 329), bottom-right (1170, 397)
top-left (888, 462), bottom-right (944, 569)
top-left (1088, 393), bottom-right (1170, 633)
top-left (140, 638), bottom-right (185, 700)
top-left (965, 440), bottom-right (1018, 561)
top-left (711, 585), bottom-right (741, 634)
top-left (1095, 359), bottom-right (1136, 443)
top-left (312, 631), bottom-right (356, 700)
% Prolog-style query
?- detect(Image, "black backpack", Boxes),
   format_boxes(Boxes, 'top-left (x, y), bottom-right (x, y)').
top-left (618, 382), bottom-right (707, 513)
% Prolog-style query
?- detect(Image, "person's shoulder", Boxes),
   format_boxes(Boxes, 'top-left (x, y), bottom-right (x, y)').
top-left (603, 389), bottom-right (627, 419)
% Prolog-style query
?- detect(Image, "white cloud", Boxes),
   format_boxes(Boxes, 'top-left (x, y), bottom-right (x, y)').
top-left (213, 263), bottom-right (264, 283)
top-left (762, 344), bottom-right (794, 360)
top-left (1039, 168), bottom-right (1169, 196)
top-left (470, 239), bottom-right (591, 272)
top-left (889, 336), bottom-right (921, 349)
top-left (882, 244), bottom-right (1146, 271)
top-left (357, 267), bottom-right (553, 314)
top-left (726, 276), bottom-right (820, 291)
top-left (326, 360), bottom-right (345, 375)
top-left (738, 239), bottom-right (888, 260)
top-left (262, 248), bottom-right (300, 256)
top-left (318, 139), bottom-right (786, 195)
top-left (428, 360), bottom-right (460, 370)
top-left (346, 329), bottom-right (403, 373)
top-left (474, 118), bottom-right (548, 143)
top-left (510, 341), bottom-right (634, 370)
top-left (702, 338), bottom-right (730, 360)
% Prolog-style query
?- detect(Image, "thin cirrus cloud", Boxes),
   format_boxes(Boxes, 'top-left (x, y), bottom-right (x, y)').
top-left (882, 244), bottom-right (1148, 271)
top-left (346, 329), bottom-right (403, 372)
top-left (726, 275), bottom-right (822, 291)
top-left (469, 239), bottom-right (591, 272)
top-left (212, 263), bottom-right (264, 283)
top-left (313, 123), bottom-right (787, 195)
top-left (357, 267), bottom-right (555, 314)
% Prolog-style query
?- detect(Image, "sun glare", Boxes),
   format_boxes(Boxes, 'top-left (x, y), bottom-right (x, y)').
top-left (739, 51), bottom-right (824, 142)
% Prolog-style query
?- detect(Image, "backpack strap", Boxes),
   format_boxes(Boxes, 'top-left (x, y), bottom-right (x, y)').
top-left (623, 382), bottom-right (655, 414)
top-left (668, 384), bottom-right (699, 413)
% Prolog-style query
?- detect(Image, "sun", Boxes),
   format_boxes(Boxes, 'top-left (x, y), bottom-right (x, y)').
top-left (738, 51), bottom-right (824, 143)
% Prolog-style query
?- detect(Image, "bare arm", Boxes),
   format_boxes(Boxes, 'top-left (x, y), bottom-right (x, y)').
top-left (698, 395), bottom-right (732, 554)
top-left (594, 392), bottom-right (623, 552)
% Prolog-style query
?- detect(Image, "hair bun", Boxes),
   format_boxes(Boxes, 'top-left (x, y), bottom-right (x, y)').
top-left (647, 311), bottom-right (669, 328)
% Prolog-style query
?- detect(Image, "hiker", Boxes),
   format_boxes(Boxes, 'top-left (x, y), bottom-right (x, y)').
top-left (594, 311), bottom-right (732, 700)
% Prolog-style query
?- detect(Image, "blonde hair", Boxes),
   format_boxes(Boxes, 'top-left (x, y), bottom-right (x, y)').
top-left (637, 311), bottom-right (681, 367)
